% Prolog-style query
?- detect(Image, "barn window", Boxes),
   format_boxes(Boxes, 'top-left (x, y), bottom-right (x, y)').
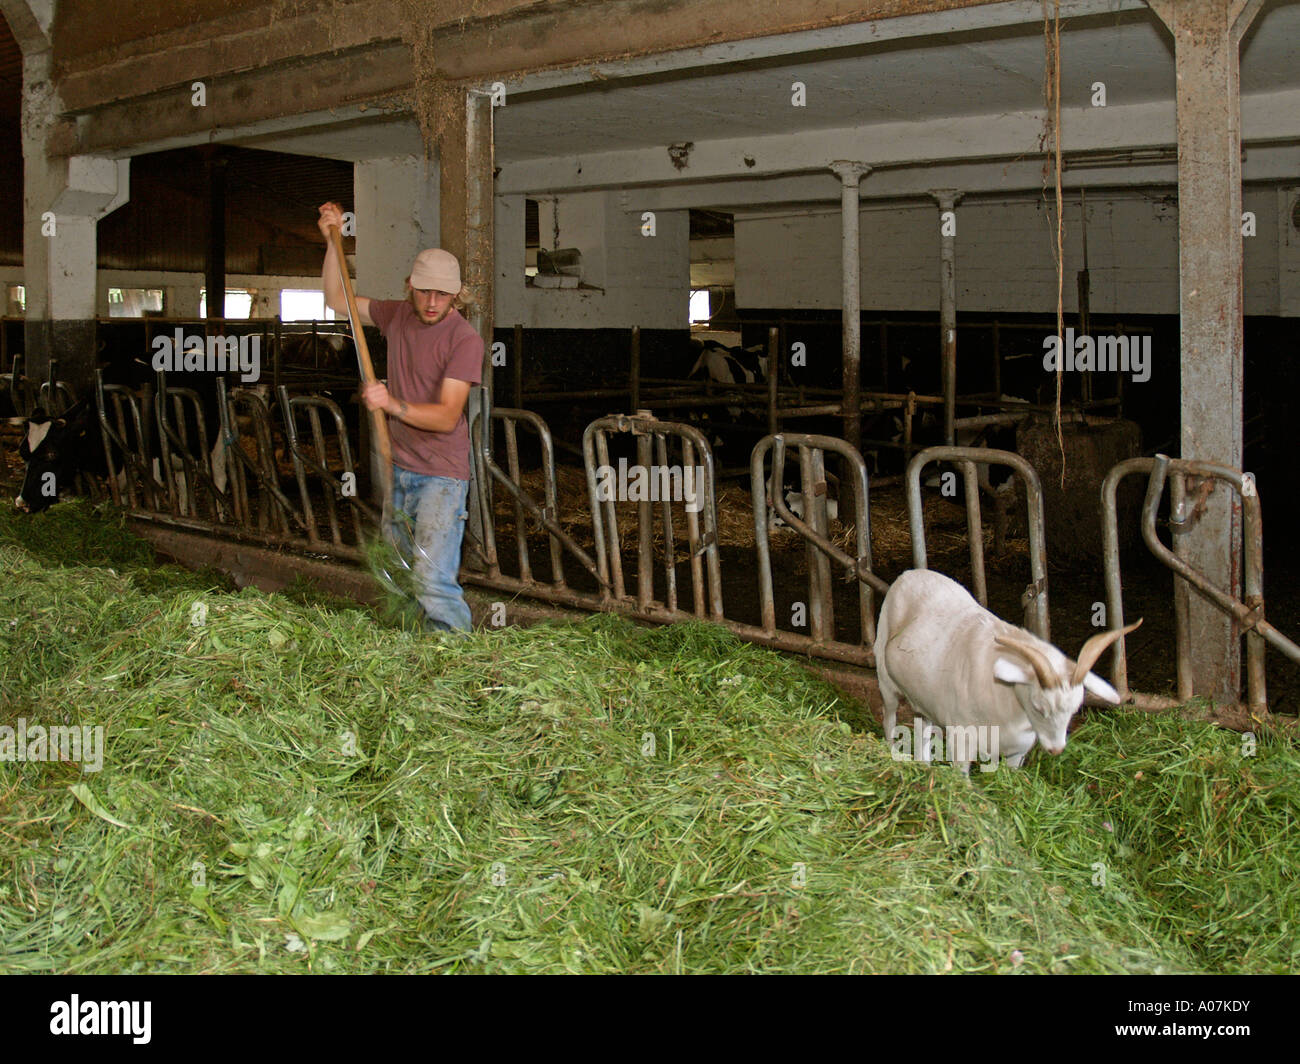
top-left (107, 288), bottom-right (164, 318)
top-left (280, 290), bottom-right (337, 322)
top-left (200, 289), bottom-right (254, 319)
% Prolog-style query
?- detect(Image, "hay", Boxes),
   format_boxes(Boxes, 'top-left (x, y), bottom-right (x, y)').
top-left (2, 500), bottom-right (1296, 973)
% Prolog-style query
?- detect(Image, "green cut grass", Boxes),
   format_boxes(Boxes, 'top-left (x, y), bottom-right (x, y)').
top-left (1, 499), bottom-right (1295, 973)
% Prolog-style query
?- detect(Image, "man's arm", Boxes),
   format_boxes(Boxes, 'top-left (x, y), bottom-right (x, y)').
top-left (318, 202), bottom-right (374, 325)
top-left (361, 378), bottom-right (473, 434)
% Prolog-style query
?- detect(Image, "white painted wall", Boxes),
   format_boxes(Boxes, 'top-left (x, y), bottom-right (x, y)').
top-left (495, 191), bottom-right (689, 329)
top-left (734, 187), bottom-right (1295, 317)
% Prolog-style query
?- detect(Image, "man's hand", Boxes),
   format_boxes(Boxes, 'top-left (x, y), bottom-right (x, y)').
top-left (318, 202), bottom-right (346, 240)
top-left (361, 380), bottom-right (391, 413)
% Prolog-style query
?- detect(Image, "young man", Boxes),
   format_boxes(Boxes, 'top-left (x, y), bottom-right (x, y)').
top-left (317, 201), bottom-right (483, 631)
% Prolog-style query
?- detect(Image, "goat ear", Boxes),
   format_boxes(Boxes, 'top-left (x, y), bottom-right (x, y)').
top-left (993, 656), bottom-right (1032, 686)
top-left (1081, 671), bottom-right (1122, 705)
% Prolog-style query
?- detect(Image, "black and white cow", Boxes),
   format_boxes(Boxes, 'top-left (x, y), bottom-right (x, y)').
top-left (685, 340), bottom-right (769, 456)
top-left (688, 340), bottom-right (769, 392)
top-left (14, 399), bottom-right (104, 513)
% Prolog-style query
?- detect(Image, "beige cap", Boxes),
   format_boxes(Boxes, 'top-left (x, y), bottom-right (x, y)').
top-left (409, 248), bottom-right (461, 293)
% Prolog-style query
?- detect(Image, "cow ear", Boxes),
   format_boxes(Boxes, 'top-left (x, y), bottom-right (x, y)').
top-left (993, 656), bottom-right (1032, 686)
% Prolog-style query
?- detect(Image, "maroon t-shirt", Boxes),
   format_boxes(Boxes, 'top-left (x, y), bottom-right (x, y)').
top-left (368, 300), bottom-right (483, 481)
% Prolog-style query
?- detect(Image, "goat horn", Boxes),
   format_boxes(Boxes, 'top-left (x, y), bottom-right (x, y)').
top-left (1071, 619), bottom-right (1144, 687)
top-left (995, 634), bottom-right (1060, 689)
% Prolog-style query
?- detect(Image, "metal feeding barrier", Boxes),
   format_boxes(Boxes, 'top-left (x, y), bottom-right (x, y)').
top-left (468, 400), bottom-right (607, 597)
top-left (584, 411), bottom-right (723, 621)
top-left (750, 432), bottom-right (884, 665)
top-left (463, 411), bottom-right (887, 664)
top-left (5, 356), bottom-right (75, 419)
top-left (92, 369), bottom-right (369, 559)
top-left (905, 445), bottom-right (1050, 640)
top-left (1102, 455), bottom-right (1300, 714)
top-left (278, 388), bottom-right (374, 550)
top-left (214, 378), bottom-right (297, 535)
top-left (39, 359), bottom-right (77, 416)
top-left (155, 369), bottom-right (230, 522)
top-left (97, 370), bottom-right (168, 512)
top-left (79, 361), bottom-right (1300, 711)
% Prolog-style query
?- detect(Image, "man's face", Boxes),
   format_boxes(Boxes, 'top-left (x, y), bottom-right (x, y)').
top-left (408, 284), bottom-right (456, 325)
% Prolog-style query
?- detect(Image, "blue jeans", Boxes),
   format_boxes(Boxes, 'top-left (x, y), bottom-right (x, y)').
top-left (390, 466), bottom-right (473, 631)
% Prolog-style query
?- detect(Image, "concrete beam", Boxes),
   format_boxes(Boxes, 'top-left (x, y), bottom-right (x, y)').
top-left (61, 44), bottom-right (414, 158)
top-left (1148, 0), bottom-right (1263, 704)
top-left (431, 0), bottom-right (1146, 86)
top-left (53, 3), bottom-right (407, 114)
top-left (0, 0), bottom-right (53, 53)
top-left (615, 144), bottom-right (1300, 212)
top-left (496, 89), bottom-right (1300, 195)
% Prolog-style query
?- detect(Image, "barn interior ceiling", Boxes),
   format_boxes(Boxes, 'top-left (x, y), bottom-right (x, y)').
top-left (221, 0), bottom-right (1300, 209)
top-left (0, 0), bottom-right (1296, 268)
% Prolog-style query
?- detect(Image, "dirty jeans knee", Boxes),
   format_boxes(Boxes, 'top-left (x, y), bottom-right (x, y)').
top-left (390, 466), bottom-right (472, 631)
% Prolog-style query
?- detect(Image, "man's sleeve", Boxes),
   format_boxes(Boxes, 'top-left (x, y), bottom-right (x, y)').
top-left (367, 299), bottom-right (398, 332)
top-left (447, 327), bottom-right (484, 385)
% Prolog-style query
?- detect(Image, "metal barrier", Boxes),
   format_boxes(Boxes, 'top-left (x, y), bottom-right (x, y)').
top-left (905, 445), bottom-right (1050, 640)
top-left (583, 411), bottom-right (723, 620)
top-left (214, 378), bottom-right (298, 535)
top-left (96, 370), bottom-right (168, 511)
top-left (750, 432), bottom-right (885, 664)
top-left (469, 402), bottom-right (606, 596)
top-left (1101, 454), bottom-right (1300, 713)
top-left (155, 370), bottom-right (230, 522)
top-left (38, 360), bottom-right (77, 416)
top-left (4, 355), bottom-right (66, 419)
top-left (278, 388), bottom-right (373, 549)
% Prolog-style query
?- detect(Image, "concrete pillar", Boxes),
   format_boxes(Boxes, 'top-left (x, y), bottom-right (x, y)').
top-left (1149, 0), bottom-right (1263, 703)
top-left (203, 148), bottom-right (227, 321)
top-left (168, 284), bottom-right (203, 318)
top-left (353, 156), bottom-right (439, 295)
top-left (436, 89), bottom-right (495, 358)
top-left (422, 82), bottom-right (495, 561)
top-left (830, 161), bottom-right (870, 452)
top-left (931, 189), bottom-right (963, 446)
top-left (20, 46), bottom-right (128, 389)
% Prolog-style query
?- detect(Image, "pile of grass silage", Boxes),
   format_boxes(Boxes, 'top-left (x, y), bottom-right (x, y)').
top-left (1, 500), bottom-right (1296, 973)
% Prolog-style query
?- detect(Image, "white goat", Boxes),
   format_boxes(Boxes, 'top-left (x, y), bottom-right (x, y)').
top-left (874, 569), bottom-right (1140, 772)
